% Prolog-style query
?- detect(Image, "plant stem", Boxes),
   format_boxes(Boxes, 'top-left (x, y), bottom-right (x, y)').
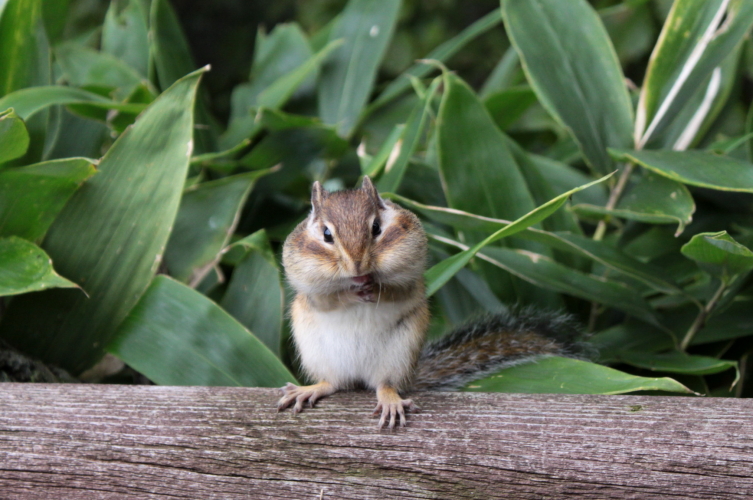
top-left (592, 163), bottom-right (634, 241)
top-left (680, 281), bottom-right (726, 352)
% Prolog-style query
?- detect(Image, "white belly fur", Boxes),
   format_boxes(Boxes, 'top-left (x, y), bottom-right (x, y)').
top-left (292, 299), bottom-right (418, 390)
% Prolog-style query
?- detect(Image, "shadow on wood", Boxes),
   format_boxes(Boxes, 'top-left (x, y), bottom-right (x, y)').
top-left (1, 383), bottom-right (752, 499)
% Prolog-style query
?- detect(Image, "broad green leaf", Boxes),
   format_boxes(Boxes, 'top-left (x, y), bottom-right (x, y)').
top-left (502, 0), bottom-right (633, 173)
top-left (476, 247), bottom-right (657, 324)
top-left (221, 39), bottom-right (342, 150)
top-left (526, 152), bottom-right (607, 207)
top-left (377, 77), bottom-right (440, 192)
top-left (102, 0), bottom-right (151, 77)
top-left (484, 86), bottom-right (537, 131)
top-left (55, 44), bottom-right (148, 100)
top-left (220, 230), bottom-right (284, 357)
top-left (0, 86), bottom-right (145, 121)
top-left (370, 8), bottom-right (503, 111)
top-left (0, 158), bottom-right (96, 242)
top-left (463, 356), bottom-right (692, 395)
top-left (318, 0), bottom-right (400, 137)
top-left (0, 236), bottom-right (77, 296)
top-left (635, 0), bottom-right (753, 146)
top-left (150, 0), bottom-right (217, 153)
top-left (611, 149), bottom-right (753, 192)
top-left (572, 171), bottom-right (695, 235)
top-left (0, 68), bottom-right (206, 374)
top-left (0, 108), bottom-right (29, 164)
top-left (424, 173), bottom-right (613, 297)
top-left (164, 170), bottom-right (271, 285)
top-left (109, 275), bottom-right (297, 387)
top-left (389, 193), bottom-right (681, 295)
top-left (618, 350), bottom-right (738, 378)
top-left (42, 0), bottom-right (71, 43)
top-left (589, 322), bottom-right (675, 364)
top-left (438, 72), bottom-right (536, 222)
top-left (0, 0), bottom-right (50, 97)
top-left (681, 231), bottom-right (753, 281)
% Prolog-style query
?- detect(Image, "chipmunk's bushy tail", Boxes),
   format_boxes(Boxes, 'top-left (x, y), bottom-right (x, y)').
top-left (413, 308), bottom-right (589, 391)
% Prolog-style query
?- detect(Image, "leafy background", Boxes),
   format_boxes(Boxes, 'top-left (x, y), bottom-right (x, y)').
top-left (1, 0), bottom-right (753, 398)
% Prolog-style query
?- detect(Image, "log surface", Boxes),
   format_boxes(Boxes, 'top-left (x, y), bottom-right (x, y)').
top-left (1, 383), bottom-right (752, 499)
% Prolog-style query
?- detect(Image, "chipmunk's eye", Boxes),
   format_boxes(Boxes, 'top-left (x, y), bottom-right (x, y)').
top-left (323, 226), bottom-right (334, 243)
top-left (372, 219), bottom-right (381, 237)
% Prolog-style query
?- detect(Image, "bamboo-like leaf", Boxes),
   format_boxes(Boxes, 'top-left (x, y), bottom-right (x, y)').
top-left (220, 230), bottom-right (284, 357)
top-left (221, 39), bottom-right (342, 150)
top-left (388, 193), bottom-right (681, 295)
top-left (0, 68), bottom-right (207, 374)
top-left (361, 123), bottom-right (404, 177)
top-left (377, 78), bottom-right (440, 192)
top-left (102, 0), bottom-right (151, 77)
top-left (370, 8), bottom-right (503, 111)
top-left (164, 169), bottom-right (272, 286)
top-left (0, 86), bottom-right (145, 121)
top-left (0, 108), bottom-right (29, 164)
top-left (502, 0), bottom-right (633, 173)
top-left (483, 86), bottom-right (537, 131)
top-left (618, 350), bottom-right (738, 378)
top-left (611, 148), bottom-right (753, 192)
top-left (681, 231), bottom-right (753, 281)
top-left (424, 173), bottom-right (613, 297)
top-left (0, 0), bottom-right (50, 97)
top-left (109, 275), bottom-right (297, 387)
top-left (635, 0), bottom-right (753, 146)
top-left (0, 236), bottom-right (78, 296)
top-left (318, 0), bottom-right (401, 137)
top-left (463, 356), bottom-right (692, 395)
top-left (0, 158), bottom-right (96, 242)
top-left (572, 171), bottom-right (695, 236)
top-left (55, 44), bottom-right (148, 100)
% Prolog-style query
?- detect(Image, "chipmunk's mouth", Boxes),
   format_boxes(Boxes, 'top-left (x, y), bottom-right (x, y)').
top-left (352, 274), bottom-right (373, 285)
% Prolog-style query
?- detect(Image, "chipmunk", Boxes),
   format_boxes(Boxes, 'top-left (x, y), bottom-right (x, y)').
top-left (278, 176), bottom-right (582, 428)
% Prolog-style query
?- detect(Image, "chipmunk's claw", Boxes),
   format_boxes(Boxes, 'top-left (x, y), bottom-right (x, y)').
top-left (374, 387), bottom-right (416, 429)
top-left (277, 382), bottom-right (335, 414)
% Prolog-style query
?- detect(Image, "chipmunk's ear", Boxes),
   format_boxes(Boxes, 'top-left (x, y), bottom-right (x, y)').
top-left (311, 181), bottom-right (328, 217)
top-left (360, 175), bottom-right (385, 209)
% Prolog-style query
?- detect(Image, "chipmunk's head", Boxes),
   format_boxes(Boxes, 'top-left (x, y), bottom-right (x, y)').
top-left (282, 176), bottom-right (427, 296)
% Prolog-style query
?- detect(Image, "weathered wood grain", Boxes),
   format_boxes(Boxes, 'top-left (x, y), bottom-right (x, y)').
top-left (0, 384), bottom-right (751, 499)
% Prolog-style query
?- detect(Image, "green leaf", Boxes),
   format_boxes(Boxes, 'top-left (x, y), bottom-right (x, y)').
top-left (0, 108), bottom-right (29, 164)
top-left (0, 236), bottom-right (78, 296)
top-left (0, 0), bottom-right (50, 97)
top-left (150, 0), bottom-right (217, 153)
top-left (423, 173), bottom-right (613, 297)
top-left (317, 0), bottom-right (401, 137)
top-left (572, 171), bottom-right (695, 236)
top-left (221, 39), bottom-right (342, 150)
top-left (473, 246), bottom-right (657, 324)
top-left (55, 44), bottom-right (148, 100)
top-left (618, 350), bottom-right (738, 378)
top-left (388, 193), bottom-right (681, 295)
top-left (361, 123), bottom-right (404, 177)
top-left (589, 322), bottom-right (675, 364)
top-left (635, 0), bottom-right (753, 146)
top-left (0, 86), bottom-right (145, 121)
top-left (0, 68), bottom-right (207, 374)
top-left (610, 149), bottom-right (753, 193)
top-left (0, 158), bottom-right (97, 242)
top-left (502, 0), bottom-right (633, 173)
top-left (164, 170), bottom-right (271, 285)
top-left (463, 356), bottom-right (692, 395)
top-left (483, 85), bottom-right (537, 131)
top-left (377, 77), bottom-right (440, 193)
top-left (220, 230), bottom-right (284, 357)
top-left (109, 275), bottom-right (297, 387)
top-left (370, 8), bottom-right (503, 111)
top-left (102, 0), bottom-right (151, 78)
top-left (681, 231), bottom-right (753, 281)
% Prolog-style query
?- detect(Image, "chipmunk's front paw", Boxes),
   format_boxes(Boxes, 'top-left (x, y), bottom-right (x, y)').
top-left (277, 381), bottom-right (335, 415)
top-left (374, 386), bottom-right (417, 429)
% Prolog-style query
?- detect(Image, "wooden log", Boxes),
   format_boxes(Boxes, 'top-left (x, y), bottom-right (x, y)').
top-left (1, 383), bottom-right (752, 499)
